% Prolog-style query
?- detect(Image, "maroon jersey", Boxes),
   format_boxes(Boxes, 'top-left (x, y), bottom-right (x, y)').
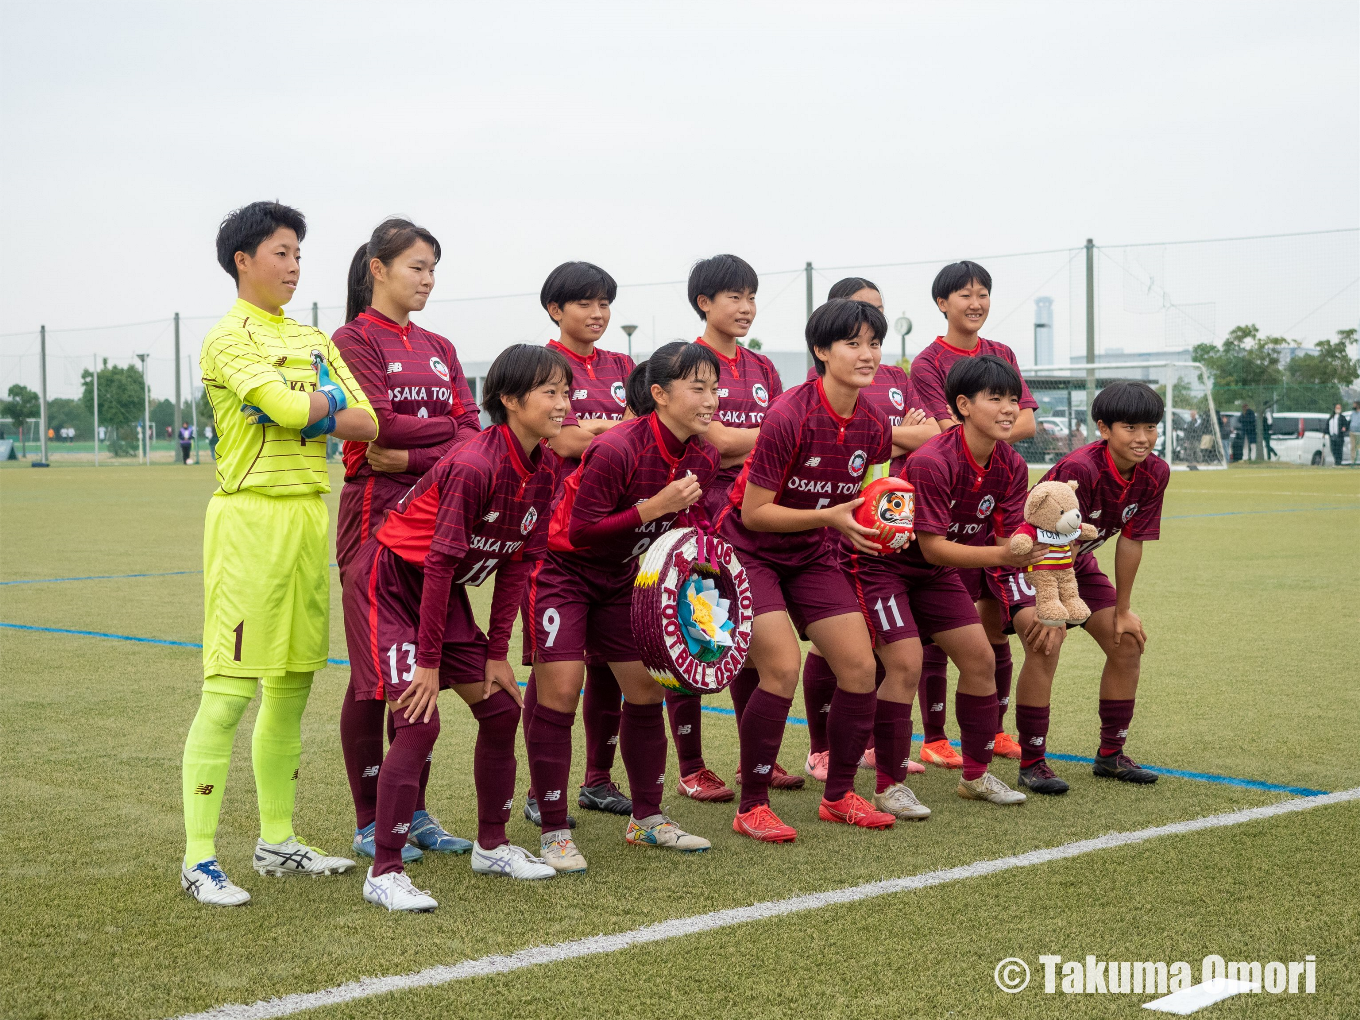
top-left (723, 377), bottom-right (892, 562)
top-left (901, 426), bottom-right (1029, 568)
top-left (907, 336), bottom-right (1038, 424)
top-left (375, 425), bottom-right (561, 664)
top-left (1042, 441), bottom-right (1169, 554)
top-left (333, 308), bottom-right (481, 488)
top-left (547, 412), bottom-right (720, 571)
top-left (549, 339), bottom-right (635, 469)
top-left (697, 337), bottom-right (784, 517)
top-left (807, 361), bottom-right (911, 474)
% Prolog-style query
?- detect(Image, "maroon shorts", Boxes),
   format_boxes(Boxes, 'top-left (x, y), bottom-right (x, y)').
top-left (716, 516), bottom-right (860, 634)
top-left (523, 551), bottom-right (638, 663)
top-left (844, 545), bottom-right (979, 646)
top-left (343, 540), bottom-right (488, 721)
top-left (336, 475), bottom-right (408, 585)
top-left (1073, 553), bottom-right (1118, 624)
top-left (958, 565), bottom-right (1037, 635)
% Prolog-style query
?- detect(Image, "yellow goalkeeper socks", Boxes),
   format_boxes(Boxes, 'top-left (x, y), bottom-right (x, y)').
top-left (253, 671), bottom-right (314, 845)
top-left (182, 686), bottom-right (252, 866)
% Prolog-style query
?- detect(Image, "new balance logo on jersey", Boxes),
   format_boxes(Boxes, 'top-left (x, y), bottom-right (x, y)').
top-left (805, 456), bottom-right (821, 467)
top-left (362, 766), bottom-right (380, 778)
top-left (483, 511), bottom-right (500, 523)
top-left (503, 799), bottom-right (513, 810)
top-left (677, 725), bottom-right (692, 735)
top-left (542, 790), bottom-right (562, 801)
top-left (753, 764), bottom-right (772, 775)
top-left (1028, 736), bottom-right (1045, 746)
top-left (1089, 509), bottom-right (1102, 519)
top-left (387, 362), bottom-right (403, 373)
top-left (291, 769), bottom-right (299, 781)
top-left (573, 389), bottom-right (589, 400)
top-left (931, 703), bottom-right (944, 712)
top-left (391, 822), bottom-right (410, 834)
top-left (194, 784), bottom-right (215, 795)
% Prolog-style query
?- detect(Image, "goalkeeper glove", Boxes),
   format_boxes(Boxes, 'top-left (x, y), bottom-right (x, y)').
top-left (312, 352), bottom-right (349, 416)
top-left (240, 404), bottom-right (276, 426)
top-left (300, 414), bottom-right (336, 440)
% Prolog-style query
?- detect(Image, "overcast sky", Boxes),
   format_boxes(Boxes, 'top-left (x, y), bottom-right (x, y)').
top-left (3, 0), bottom-right (1357, 398)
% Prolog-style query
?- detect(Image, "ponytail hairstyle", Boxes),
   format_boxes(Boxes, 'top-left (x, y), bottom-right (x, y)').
top-left (640, 341), bottom-right (722, 410)
top-left (481, 344), bottom-right (573, 426)
top-left (827, 276), bottom-right (879, 301)
top-left (624, 361), bottom-right (653, 417)
top-left (344, 217), bottom-right (442, 322)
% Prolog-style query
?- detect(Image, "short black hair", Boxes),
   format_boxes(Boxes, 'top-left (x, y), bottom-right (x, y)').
top-left (1092, 380), bottom-right (1164, 427)
top-left (944, 354), bottom-right (1023, 417)
top-left (481, 344), bottom-right (573, 426)
top-left (688, 254), bottom-right (759, 320)
top-left (540, 262), bottom-right (618, 324)
top-left (827, 277), bottom-right (879, 301)
top-left (931, 261), bottom-right (992, 307)
top-left (624, 361), bottom-right (653, 417)
top-left (805, 299), bottom-right (887, 376)
top-left (216, 201), bottom-right (307, 282)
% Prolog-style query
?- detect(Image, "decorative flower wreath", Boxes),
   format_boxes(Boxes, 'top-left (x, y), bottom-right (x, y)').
top-left (632, 527), bottom-right (753, 695)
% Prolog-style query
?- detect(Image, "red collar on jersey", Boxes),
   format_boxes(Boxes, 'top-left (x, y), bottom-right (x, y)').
top-left (1100, 440), bottom-right (1138, 490)
top-left (647, 412), bottom-right (689, 463)
top-left (958, 425), bottom-right (995, 477)
top-left (358, 308), bottom-right (415, 350)
top-left (548, 339), bottom-right (601, 379)
top-left (814, 375), bottom-right (857, 429)
top-left (933, 335), bottom-right (984, 357)
top-left (498, 423), bottom-right (540, 479)
top-left (695, 336), bottom-right (743, 371)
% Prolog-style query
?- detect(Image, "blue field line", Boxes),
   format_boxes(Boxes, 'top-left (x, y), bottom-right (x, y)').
top-left (0, 569), bottom-right (203, 586)
top-left (2, 620), bottom-right (1330, 797)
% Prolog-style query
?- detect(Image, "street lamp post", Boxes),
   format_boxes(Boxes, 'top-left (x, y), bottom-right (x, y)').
top-left (136, 352), bottom-right (150, 465)
top-left (621, 324), bottom-right (638, 359)
top-left (893, 315), bottom-right (913, 365)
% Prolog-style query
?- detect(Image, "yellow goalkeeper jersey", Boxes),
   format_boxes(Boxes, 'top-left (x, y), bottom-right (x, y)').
top-left (201, 298), bottom-right (376, 496)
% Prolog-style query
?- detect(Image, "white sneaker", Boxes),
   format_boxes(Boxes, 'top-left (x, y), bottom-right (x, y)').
top-left (873, 783), bottom-right (932, 820)
top-left (362, 867), bottom-right (438, 912)
top-left (253, 836), bottom-right (356, 876)
top-left (625, 814), bottom-right (712, 852)
top-left (471, 841), bottom-right (555, 880)
top-left (181, 858), bottom-right (251, 906)
top-left (956, 771), bottom-right (1028, 806)
top-left (540, 830), bottom-right (588, 873)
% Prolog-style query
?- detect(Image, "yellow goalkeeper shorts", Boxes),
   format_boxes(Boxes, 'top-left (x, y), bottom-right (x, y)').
top-left (202, 490), bottom-right (331, 679)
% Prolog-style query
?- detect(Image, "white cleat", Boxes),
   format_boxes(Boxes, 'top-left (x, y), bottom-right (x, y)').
top-left (181, 858), bottom-right (251, 906)
top-left (956, 771), bottom-right (1028, 806)
top-left (540, 830), bottom-right (588, 873)
top-left (362, 867), bottom-right (438, 912)
top-left (625, 813), bottom-right (712, 852)
top-left (253, 837), bottom-right (356, 876)
top-left (471, 841), bottom-right (555, 880)
top-left (873, 783), bottom-right (932, 820)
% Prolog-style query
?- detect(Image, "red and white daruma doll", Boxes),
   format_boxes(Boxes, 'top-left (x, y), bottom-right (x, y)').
top-left (854, 477), bottom-right (915, 552)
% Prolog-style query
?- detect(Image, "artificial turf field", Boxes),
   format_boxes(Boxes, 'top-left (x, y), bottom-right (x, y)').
top-left (2, 461), bottom-right (1357, 1020)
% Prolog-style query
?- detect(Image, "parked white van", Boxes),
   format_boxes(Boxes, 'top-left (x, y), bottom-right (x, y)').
top-left (1268, 412), bottom-right (1331, 465)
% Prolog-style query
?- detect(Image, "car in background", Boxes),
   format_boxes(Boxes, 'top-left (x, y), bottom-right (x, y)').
top-left (1268, 412), bottom-right (1330, 465)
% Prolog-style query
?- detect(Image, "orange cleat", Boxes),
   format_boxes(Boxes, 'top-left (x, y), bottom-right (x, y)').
top-left (676, 768), bottom-right (735, 803)
top-left (732, 804), bottom-right (798, 843)
top-left (818, 790), bottom-right (896, 829)
top-left (993, 732), bottom-right (1022, 759)
top-left (920, 739), bottom-right (963, 769)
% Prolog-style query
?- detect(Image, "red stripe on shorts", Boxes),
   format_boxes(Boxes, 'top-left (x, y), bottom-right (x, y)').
top-left (367, 543), bottom-right (384, 700)
top-left (360, 476), bottom-right (374, 542)
top-left (524, 559), bottom-right (544, 660)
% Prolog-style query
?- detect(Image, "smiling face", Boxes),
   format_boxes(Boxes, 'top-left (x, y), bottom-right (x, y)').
top-left (652, 363), bottom-right (720, 439)
top-left (697, 288), bottom-right (756, 339)
top-left (1098, 420), bottom-right (1159, 465)
top-left (936, 279), bottom-right (990, 337)
top-left (817, 322), bottom-right (882, 390)
top-left (234, 227), bottom-right (300, 311)
top-left (548, 295), bottom-right (612, 347)
top-left (956, 387), bottom-right (1019, 442)
top-left (503, 369), bottom-right (572, 441)
top-left (371, 239), bottom-right (437, 315)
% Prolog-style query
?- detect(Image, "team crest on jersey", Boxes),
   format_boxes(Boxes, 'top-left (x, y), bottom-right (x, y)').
top-left (429, 356), bottom-right (450, 382)
top-left (1121, 503), bottom-right (1139, 523)
top-left (847, 450), bottom-right (868, 477)
top-left (752, 383), bottom-right (769, 407)
top-left (387, 362), bottom-right (402, 373)
top-left (520, 506), bottom-right (539, 535)
top-left (976, 494), bottom-right (996, 517)
top-left (888, 387), bottom-right (905, 411)
top-left (611, 381), bottom-right (627, 407)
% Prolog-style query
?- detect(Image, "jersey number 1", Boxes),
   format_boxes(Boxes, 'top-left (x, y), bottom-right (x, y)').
top-left (233, 620), bottom-right (244, 662)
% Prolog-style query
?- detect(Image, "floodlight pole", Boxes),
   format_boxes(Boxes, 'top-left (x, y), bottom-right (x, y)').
top-left (621, 324), bottom-right (638, 360)
top-left (36, 325), bottom-right (49, 466)
top-left (312, 301), bottom-right (319, 329)
top-left (805, 262), bottom-right (815, 372)
top-left (92, 353), bottom-right (99, 467)
top-left (174, 312), bottom-right (181, 430)
top-left (1085, 238), bottom-right (1096, 440)
top-left (136, 353), bottom-right (151, 465)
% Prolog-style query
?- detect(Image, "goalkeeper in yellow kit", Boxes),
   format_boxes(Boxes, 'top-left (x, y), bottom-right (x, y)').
top-left (181, 201), bottom-right (378, 906)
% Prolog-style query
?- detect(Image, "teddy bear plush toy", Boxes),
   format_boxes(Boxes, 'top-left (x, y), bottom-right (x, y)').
top-left (1008, 479), bottom-right (1099, 626)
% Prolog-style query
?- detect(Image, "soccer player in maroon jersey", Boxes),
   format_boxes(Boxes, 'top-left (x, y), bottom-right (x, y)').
top-left (1038, 381), bottom-right (1169, 787)
top-left (716, 298), bottom-right (913, 842)
top-left (909, 261), bottom-right (1040, 770)
top-left (523, 342), bottom-right (742, 872)
top-left (800, 278), bottom-right (936, 784)
top-left (332, 219), bottom-right (482, 862)
top-left (519, 262), bottom-right (636, 825)
top-left (665, 253), bottom-right (797, 804)
top-left (340, 345), bottom-right (571, 910)
top-left (846, 355), bottom-right (1058, 808)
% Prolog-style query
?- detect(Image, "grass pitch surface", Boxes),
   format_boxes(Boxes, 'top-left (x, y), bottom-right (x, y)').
top-left (2, 461), bottom-right (1356, 1019)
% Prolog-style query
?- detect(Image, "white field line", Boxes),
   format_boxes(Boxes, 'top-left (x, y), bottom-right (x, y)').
top-left (170, 787), bottom-right (1360, 1020)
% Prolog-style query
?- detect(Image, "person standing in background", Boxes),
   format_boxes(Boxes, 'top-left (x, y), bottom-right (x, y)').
top-left (179, 422), bottom-right (194, 464)
top-left (1349, 401), bottom-right (1360, 465)
top-left (1261, 405), bottom-right (1276, 461)
top-left (1238, 402), bottom-right (1256, 462)
top-left (1326, 403), bottom-right (1349, 466)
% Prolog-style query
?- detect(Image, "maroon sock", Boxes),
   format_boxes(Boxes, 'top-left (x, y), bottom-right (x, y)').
top-left (730, 667), bottom-right (760, 727)
top-left (991, 641), bottom-right (1013, 732)
top-left (470, 689), bottom-right (520, 849)
top-left (919, 643), bottom-right (949, 743)
top-left (385, 710), bottom-right (431, 810)
top-left (521, 670), bottom-right (539, 800)
top-left (1099, 698), bottom-right (1136, 756)
top-left (582, 663), bottom-right (622, 786)
top-left (526, 704), bottom-right (575, 831)
top-left (620, 700), bottom-right (667, 819)
top-left (1016, 703), bottom-right (1051, 767)
top-left (873, 698), bottom-right (912, 793)
top-left (373, 710), bottom-right (440, 876)
top-left (801, 653), bottom-right (836, 756)
top-left (665, 692), bottom-right (706, 776)
top-left (339, 680), bottom-right (385, 829)
top-left (824, 688), bottom-right (877, 801)
top-left (737, 689), bottom-right (792, 813)
top-left (955, 691), bottom-right (999, 780)
top-left (865, 660), bottom-right (886, 750)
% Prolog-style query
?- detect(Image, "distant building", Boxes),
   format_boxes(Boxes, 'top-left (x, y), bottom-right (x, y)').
top-left (1034, 297), bottom-right (1054, 366)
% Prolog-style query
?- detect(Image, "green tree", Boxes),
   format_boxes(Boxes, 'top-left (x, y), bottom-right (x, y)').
top-left (47, 397), bottom-right (93, 441)
top-left (3, 384), bottom-right (40, 456)
top-left (151, 397), bottom-right (176, 438)
top-left (1284, 330), bottom-right (1359, 411)
top-left (1193, 324), bottom-right (1290, 461)
top-left (81, 359), bottom-right (146, 456)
